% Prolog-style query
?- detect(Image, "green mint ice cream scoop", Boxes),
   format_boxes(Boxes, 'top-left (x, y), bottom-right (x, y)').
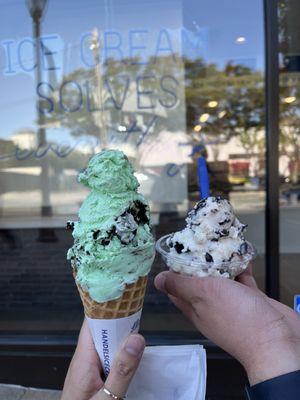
top-left (67, 150), bottom-right (155, 303)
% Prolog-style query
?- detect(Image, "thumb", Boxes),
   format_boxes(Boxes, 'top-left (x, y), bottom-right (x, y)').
top-left (236, 264), bottom-right (257, 289)
top-left (92, 334), bottom-right (145, 400)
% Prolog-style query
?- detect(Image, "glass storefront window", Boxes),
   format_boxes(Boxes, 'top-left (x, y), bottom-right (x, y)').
top-left (0, 0), bottom-right (265, 334)
top-left (278, 0), bottom-right (300, 307)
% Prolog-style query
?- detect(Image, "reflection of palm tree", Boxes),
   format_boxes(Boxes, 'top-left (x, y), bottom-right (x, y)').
top-left (26, 0), bottom-right (51, 217)
top-left (26, 0), bottom-right (58, 242)
top-left (90, 28), bottom-right (108, 149)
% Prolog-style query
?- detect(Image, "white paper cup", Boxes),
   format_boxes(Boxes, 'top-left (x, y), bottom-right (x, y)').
top-left (156, 234), bottom-right (256, 279)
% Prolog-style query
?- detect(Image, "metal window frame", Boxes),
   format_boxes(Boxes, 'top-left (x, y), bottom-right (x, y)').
top-left (264, 0), bottom-right (280, 300)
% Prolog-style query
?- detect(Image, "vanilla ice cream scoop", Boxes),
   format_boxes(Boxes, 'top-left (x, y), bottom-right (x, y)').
top-left (157, 196), bottom-right (255, 278)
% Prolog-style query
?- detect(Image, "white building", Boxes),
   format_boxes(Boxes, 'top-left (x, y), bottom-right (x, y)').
top-left (11, 129), bottom-right (37, 149)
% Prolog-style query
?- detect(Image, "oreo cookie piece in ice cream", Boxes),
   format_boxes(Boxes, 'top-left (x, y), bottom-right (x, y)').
top-left (166, 196), bottom-right (251, 278)
top-left (115, 211), bottom-right (138, 244)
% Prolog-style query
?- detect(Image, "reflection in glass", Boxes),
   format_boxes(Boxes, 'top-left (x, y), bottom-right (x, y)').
top-left (0, 0), bottom-right (265, 332)
top-left (278, 0), bottom-right (300, 306)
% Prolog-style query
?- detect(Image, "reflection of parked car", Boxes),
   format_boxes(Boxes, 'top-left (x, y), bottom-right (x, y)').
top-left (228, 159), bottom-right (250, 186)
top-left (282, 186), bottom-right (300, 200)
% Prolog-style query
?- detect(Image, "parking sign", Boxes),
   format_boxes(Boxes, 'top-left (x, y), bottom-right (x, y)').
top-left (294, 295), bottom-right (300, 314)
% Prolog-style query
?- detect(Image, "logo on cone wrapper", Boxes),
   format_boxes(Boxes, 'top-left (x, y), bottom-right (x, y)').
top-left (87, 310), bottom-right (143, 377)
top-left (101, 329), bottom-right (110, 375)
top-left (131, 318), bottom-right (140, 332)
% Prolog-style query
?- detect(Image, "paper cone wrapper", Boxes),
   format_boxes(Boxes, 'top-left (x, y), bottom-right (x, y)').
top-left (74, 273), bottom-right (148, 376)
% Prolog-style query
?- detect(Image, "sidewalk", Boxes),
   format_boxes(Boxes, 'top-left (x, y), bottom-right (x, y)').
top-left (0, 385), bottom-right (61, 400)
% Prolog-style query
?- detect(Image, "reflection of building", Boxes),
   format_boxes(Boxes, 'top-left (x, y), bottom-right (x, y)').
top-left (204, 133), bottom-right (265, 185)
top-left (204, 129), bottom-right (299, 185)
top-left (0, 138), bottom-right (15, 152)
top-left (11, 129), bottom-right (36, 149)
top-left (228, 156), bottom-right (251, 184)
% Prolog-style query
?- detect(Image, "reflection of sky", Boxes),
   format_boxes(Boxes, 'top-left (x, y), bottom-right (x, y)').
top-left (0, 0), bottom-right (264, 141)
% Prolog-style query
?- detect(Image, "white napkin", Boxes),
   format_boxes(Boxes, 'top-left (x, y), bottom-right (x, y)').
top-left (127, 345), bottom-right (207, 400)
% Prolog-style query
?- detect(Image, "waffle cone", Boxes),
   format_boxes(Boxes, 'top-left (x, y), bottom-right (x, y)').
top-left (74, 272), bottom-right (148, 319)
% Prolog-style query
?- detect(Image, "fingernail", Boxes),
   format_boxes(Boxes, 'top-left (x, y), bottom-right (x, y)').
top-left (124, 335), bottom-right (145, 357)
top-left (154, 272), bottom-right (167, 292)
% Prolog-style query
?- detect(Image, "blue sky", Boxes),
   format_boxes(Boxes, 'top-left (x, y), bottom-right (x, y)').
top-left (0, 0), bottom-right (264, 141)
